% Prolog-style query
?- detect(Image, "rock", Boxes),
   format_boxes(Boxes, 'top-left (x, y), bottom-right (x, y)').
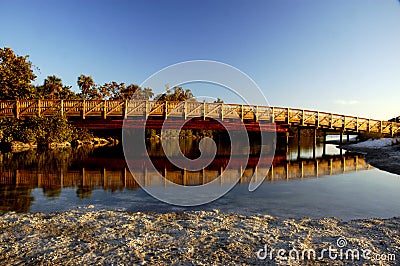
top-left (10, 141), bottom-right (32, 152)
top-left (48, 141), bottom-right (71, 149)
top-left (106, 137), bottom-right (119, 146)
top-left (93, 138), bottom-right (109, 146)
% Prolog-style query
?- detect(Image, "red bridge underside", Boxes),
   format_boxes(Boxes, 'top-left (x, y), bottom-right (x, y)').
top-left (70, 118), bottom-right (287, 133)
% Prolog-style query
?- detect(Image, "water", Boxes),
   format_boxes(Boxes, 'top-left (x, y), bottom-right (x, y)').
top-left (1, 137), bottom-right (400, 221)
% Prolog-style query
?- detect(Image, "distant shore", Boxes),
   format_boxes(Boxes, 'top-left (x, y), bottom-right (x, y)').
top-left (341, 138), bottom-right (400, 175)
top-left (0, 209), bottom-right (398, 265)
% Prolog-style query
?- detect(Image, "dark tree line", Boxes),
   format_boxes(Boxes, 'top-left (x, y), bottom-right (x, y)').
top-left (0, 47), bottom-right (226, 145)
top-left (0, 47), bottom-right (223, 104)
top-left (0, 47), bottom-right (155, 101)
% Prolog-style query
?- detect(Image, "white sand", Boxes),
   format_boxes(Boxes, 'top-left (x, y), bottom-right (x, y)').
top-left (347, 138), bottom-right (400, 149)
top-left (0, 209), bottom-right (398, 265)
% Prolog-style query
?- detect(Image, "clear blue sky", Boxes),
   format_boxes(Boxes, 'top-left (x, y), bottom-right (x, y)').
top-left (1, 0), bottom-right (399, 120)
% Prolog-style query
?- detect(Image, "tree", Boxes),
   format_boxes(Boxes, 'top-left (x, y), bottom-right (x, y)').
top-left (155, 86), bottom-right (194, 102)
top-left (130, 86), bottom-right (154, 100)
top-left (389, 116), bottom-right (400, 123)
top-left (100, 81), bottom-right (126, 100)
top-left (142, 87), bottom-right (154, 100)
top-left (35, 76), bottom-right (78, 100)
top-left (0, 47), bottom-right (37, 99)
top-left (57, 85), bottom-right (79, 100)
top-left (107, 83), bottom-right (154, 100)
top-left (116, 83), bottom-right (138, 100)
top-left (77, 74), bottom-right (95, 99)
top-left (36, 75), bottom-right (63, 99)
top-left (43, 75), bottom-right (63, 99)
top-left (214, 98), bottom-right (223, 103)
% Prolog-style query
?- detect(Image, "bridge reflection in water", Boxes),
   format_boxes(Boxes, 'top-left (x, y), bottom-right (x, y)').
top-left (0, 154), bottom-right (370, 191)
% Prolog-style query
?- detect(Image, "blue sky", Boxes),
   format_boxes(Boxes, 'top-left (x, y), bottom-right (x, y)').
top-left (1, 0), bottom-right (399, 120)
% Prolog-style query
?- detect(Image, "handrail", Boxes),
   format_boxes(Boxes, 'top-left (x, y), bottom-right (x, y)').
top-left (0, 100), bottom-right (398, 135)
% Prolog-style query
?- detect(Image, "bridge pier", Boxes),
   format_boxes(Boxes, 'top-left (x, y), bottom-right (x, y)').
top-left (313, 128), bottom-right (317, 159)
top-left (339, 132), bottom-right (343, 156)
top-left (322, 131), bottom-right (327, 157)
top-left (297, 128), bottom-right (301, 160)
top-left (285, 131), bottom-right (290, 153)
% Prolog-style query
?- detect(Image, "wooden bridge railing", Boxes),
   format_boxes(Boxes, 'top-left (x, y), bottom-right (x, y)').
top-left (0, 100), bottom-right (398, 135)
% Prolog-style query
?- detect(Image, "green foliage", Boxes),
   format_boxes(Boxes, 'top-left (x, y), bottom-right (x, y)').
top-left (35, 75), bottom-right (78, 100)
top-left (76, 79), bottom-right (154, 100)
top-left (155, 86), bottom-right (194, 102)
top-left (0, 47), bottom-right (37, 100)
top-left (0, 114), bottom-right (90, 145)
top-left (129, 86), bottom-right (154, 100)
top-left (77, 74), bottom-right (95, 99)
top-left (35, 75), bottom-right (79, 100)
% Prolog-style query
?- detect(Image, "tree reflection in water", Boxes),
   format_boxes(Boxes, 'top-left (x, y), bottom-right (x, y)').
top-left (0, 138), bottom-right (370, 213)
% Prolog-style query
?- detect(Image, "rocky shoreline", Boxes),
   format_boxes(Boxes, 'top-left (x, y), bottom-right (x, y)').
top-left (0, 137), bottom-right (119, 153)
top-left (341, 139), bottom-right (400, 175)
top-left (0, 209), bottom-right (398, 265)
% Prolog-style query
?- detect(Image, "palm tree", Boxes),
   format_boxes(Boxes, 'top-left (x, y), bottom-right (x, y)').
top-left (143, 87), bottom-right (154, 100)
top-left (77, 75), bottom-right (94, 99)
top-left (184, 89), bottom-right (193, 101)
top-left (44, 75), bottom-right (63, 99)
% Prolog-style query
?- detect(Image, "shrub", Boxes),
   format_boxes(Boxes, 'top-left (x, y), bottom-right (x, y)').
top-left (357, 132), bottom-right (384, 141)
top-left (0, 114), bottom-right (92, 145)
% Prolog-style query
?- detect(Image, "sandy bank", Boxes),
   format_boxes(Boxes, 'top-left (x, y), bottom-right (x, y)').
top-left (0, 209), bottom-right (398, 265)
top-left (342, 138), bottom-right (400, 175)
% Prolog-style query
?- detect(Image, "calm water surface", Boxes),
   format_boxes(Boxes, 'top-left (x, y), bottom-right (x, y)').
top-left (1, 136), bottom-right (400, 221)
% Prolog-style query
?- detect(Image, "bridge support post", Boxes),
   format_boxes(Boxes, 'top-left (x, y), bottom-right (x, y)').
top-left (313, 128), bottom-right (317, 146)
top-left (81, 100), bottom-right (86, 119)
top-left (339, 132), bottom-right (343, 156)
top-left (285, 131), bottom-right (290, 148)
top-left (123, 100), bottom-right (128, 119)
top-left (38, 100), bottom-right (41, 117)
top-left (322, 131), bottom-right (326, 157)
top-left (103, 100), bottom-right (107, 119)
top-left (14, 100), bottom-right (20, 119)
top-left (313, 128), bottom-right (317, 159)
top-left (297, 127), bottom-right (301, 160)
top-left (391, 122), bottom-right (394, 137)
top-left (60, 100), bottom-right (64, 117)
top-left (204, 102), bottom-right (207, 120)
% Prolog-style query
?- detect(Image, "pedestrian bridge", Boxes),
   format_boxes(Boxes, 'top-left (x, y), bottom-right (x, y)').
top-left (0, 100), bottom-right (398, 135)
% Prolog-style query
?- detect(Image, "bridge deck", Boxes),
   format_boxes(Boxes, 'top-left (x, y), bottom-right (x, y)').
top-left (0, 100), bottom-right (398, 135)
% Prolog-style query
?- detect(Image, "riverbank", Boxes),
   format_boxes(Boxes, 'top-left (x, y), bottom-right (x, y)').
top-left (0, 209), bottom-right (398, 265)
top-left (0, 137), bottom-right (119, 153)
top-left (342, 138), bottom-right (400, 175)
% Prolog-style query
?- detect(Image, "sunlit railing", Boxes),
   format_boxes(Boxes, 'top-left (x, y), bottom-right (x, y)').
top-left (0, 100), bottom-right (398, 135)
